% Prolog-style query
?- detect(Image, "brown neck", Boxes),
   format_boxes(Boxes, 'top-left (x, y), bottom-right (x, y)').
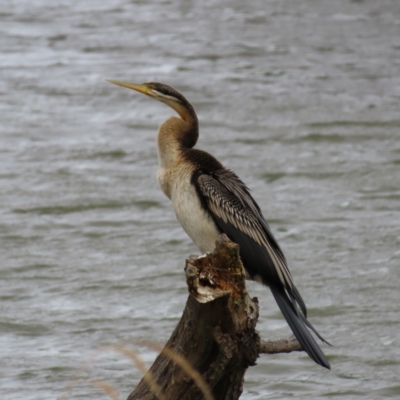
top-left (180, 113), bottom-right (198, 149)
top-left (163, 97), bottom-right (199, 148)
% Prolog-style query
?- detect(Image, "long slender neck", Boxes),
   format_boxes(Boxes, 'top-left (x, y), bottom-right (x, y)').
top-left (157, 113), bottom-right (198, 169)
top-left (155, 90), bottom-right (199, 175)
top-left (178, 109), bottom-right (199, 149)
top-left (154, 88), bottom-right (202, 202)
top-left (162, 94), bottom-right (199, 148)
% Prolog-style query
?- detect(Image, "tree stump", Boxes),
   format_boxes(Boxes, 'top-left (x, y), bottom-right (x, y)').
top-left (127, 234), bottom-right (302, 400)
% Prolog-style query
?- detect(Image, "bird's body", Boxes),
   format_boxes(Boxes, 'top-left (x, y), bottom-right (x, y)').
top-left (108, 80), bottom-right (330, 369)
top-left (159, 151), bottom-right (221, 254)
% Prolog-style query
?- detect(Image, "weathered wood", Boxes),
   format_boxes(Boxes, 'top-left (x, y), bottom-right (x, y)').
top-left (259, 336), bottom-right (302, 354)
top-left (127, 234), bottom-right (302, 400)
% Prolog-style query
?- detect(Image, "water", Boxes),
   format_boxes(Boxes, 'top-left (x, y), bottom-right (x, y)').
top-left (1, 0), bottom-right (400, 399)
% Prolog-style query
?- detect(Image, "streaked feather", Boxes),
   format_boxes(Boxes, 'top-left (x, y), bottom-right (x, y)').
top-left (197, 171), bottom-right (294, 290)
top-left (194, 167), bottom-right (330, 369)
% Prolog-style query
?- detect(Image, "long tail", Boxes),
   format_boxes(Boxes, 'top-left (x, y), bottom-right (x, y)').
top-left (269, 285), bottom-right (330, 369)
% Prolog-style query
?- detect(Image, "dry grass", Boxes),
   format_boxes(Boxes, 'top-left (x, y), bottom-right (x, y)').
top-left (92, 381), bottom-right (120, 400)
top-left (142, 342), bottom-right (214, 400)
top-left (60, 342), bottom-right (213, 400)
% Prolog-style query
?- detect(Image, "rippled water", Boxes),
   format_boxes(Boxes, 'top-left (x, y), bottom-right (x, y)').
top-left (1, 1), bottom-right (400, 399)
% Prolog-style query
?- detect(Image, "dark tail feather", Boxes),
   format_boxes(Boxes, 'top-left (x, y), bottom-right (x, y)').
top-left (270, 285), bottom-right (331, 369)
top-left (291, 284), bottom-right (307, 318)
top-left (299, 313), bottom-right (332, 346)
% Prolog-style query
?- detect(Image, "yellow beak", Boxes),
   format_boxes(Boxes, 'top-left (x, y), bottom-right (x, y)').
top-left (107, 80), bottom-right (151, 95)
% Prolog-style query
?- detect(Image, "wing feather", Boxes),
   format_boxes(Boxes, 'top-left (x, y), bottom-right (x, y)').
top-left (193, 167), bottom-right (330, 367)
top-left (197, 171), bottom-right (294, 290)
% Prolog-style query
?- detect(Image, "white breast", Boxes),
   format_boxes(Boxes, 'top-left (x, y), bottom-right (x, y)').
top-left (158, 165), bottom-right (220, 254)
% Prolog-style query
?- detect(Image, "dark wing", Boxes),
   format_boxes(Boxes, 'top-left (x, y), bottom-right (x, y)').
top-left (194, 168), bottom-right (331, 369)
top-left (196, 168), bottom-right (304, 308)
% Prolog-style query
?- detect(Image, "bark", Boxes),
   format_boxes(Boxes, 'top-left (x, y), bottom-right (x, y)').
top-left (127, 234), bottom-right (302, 400)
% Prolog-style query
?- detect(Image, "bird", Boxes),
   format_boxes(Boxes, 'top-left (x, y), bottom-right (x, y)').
top-left (107, 80), bottom-right (330, 369)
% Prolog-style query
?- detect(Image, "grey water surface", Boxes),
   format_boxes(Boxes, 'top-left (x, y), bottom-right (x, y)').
top-left (1, 0), bottom-right (400, 399)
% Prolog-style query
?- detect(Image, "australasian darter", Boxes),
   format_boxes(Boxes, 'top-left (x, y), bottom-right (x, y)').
top-left (108, 80), bottom-right (330, 369)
